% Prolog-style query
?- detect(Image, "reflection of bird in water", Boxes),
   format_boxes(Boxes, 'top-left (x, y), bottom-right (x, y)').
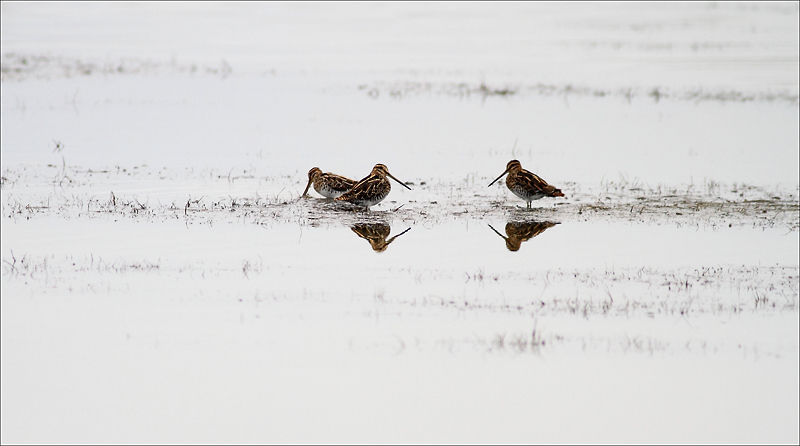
top-left (335, 164), bottom-right (411, 210)
top-left (302, 167), bottom-right (357, 199)
top-left (488, 160), bottom-right (565, 208)
top-left (351, 224), bottom-right (412, 252)
top-left (488, 221), bottom-right (558, 251)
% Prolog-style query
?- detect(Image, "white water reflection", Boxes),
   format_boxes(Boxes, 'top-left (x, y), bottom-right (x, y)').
top-left (2, 2), bottom-right (798, 443)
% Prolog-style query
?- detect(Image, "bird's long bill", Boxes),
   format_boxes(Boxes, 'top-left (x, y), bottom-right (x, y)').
top-left (487, 224), bottom-right (508, 240)
top-left (301, 178), bottom-right (313, 197)
top-left (487, 167), bottom-right (511, 187)
top-left (387, 172), bottom-right (412, 190)
top-left (389, 227), bottom-right (412, 241)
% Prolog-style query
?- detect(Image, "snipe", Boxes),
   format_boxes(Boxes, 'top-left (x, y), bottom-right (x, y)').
top-left (302, 167), bottom-right (357, 199)
top-left (335, 164), bottom-right (411, 210)
top-left (488, 160), bottom-right (565, 208)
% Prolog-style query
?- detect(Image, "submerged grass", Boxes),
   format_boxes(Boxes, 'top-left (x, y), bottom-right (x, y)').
top-left (358, 79), bottom-right (799, 106)
top-left (3, 164), bottom-right (797, 358)
top-left (3, 165), bottom-right (798, 231)
top-left (384, 264), bottom-right (799, 320)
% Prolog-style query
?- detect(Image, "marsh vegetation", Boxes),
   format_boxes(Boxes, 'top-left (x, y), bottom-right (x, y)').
top-left (2, 2), bottom-right (798, 444)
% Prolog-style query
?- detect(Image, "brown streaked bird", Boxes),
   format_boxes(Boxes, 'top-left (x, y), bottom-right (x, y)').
top-left (351, 224), bottom-right (412, 252)
top-left (302, 167), bottom-right (357, 199)
top-left (488, 160), bottom-right (565, 208)
top-left (488, 221), bottom-right (558, 252)
top-left (335, 164), bottom-right (411, 210)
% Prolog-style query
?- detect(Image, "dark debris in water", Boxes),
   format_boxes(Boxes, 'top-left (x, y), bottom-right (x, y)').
top-left (3, 168), bottom-right (797, 233)
top-left (358, 79), bottom-right (799, 106)
top-left (2, 164), bottom-right (797, 230)
top-left (1, 52), bottom-right (233, 82)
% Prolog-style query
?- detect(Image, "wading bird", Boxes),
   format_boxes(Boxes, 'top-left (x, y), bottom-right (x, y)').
top-left (302, 167), bottom-right (357, 199)
top-left (488, 160), bottom-right (565, 208)
top-left (335, 164), bottom-right (411, 210)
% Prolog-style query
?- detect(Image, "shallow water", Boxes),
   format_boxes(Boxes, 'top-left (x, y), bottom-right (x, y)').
top-left (4, 215), bottom-right (796, 327)
top-left (2, 2), bottom-right (799, 444)
top-left (3, 214), bottom-right (798, 443)
top-left (3, 207), bottom-right (797, 262)
top-left (2, 74), bottom-right (798, 187)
